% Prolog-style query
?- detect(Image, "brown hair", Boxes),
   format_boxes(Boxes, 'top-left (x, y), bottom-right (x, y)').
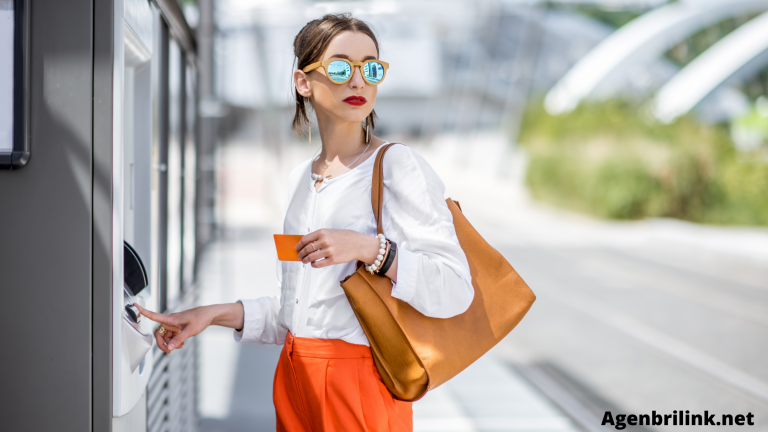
top-left (292, 13), bottom-right (379, 138)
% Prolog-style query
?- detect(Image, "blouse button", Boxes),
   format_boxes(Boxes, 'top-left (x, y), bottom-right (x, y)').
top-left (295, 299), bottom-right (299, 304)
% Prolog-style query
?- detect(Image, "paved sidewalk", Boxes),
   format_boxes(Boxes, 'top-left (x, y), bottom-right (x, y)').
top-left (415, 352), bottom-right (578, 432)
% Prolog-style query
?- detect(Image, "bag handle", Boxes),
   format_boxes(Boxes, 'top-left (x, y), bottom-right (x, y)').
top-left (371, 143), bottom-right (398, 235)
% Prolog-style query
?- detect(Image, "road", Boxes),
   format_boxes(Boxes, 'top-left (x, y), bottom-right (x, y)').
top-left (494, 242), bottom-right (768, 432)
top-left (197, 134), bottom-right (768, 432)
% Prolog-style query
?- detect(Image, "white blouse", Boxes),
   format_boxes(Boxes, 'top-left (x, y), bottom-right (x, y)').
top-left (234, 143), bottom-right (474, 346)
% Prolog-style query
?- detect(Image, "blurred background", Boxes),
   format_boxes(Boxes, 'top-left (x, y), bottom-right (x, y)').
top-left (180, 0), bottom-right (768, 431)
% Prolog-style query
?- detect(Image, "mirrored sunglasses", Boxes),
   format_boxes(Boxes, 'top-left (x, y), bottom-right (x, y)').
top-left (303, 58), bottom-right (389, 85)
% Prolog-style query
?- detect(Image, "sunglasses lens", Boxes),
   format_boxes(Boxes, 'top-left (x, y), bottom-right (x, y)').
top-left (326, 60), bottom-right (351, 82)
top-left (363, 61), bottom-right (385, 83)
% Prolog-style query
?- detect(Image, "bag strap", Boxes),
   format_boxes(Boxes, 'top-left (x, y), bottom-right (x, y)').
top-left (371, 143), bottom-right (398, 235)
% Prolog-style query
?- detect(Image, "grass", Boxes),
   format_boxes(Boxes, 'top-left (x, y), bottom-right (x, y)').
top-left (518, 100), bottom-right (768, 226)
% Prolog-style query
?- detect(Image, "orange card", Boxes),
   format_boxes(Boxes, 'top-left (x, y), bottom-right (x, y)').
top-left (274, 234), bottom-right (304, 261)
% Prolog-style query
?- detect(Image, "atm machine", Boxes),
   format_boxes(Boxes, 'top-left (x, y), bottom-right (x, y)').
top-left (0, 0), bottom-right (203, 431)
top-left (111, 1), bottom-right (201, 430)
top-left (112, 0), bottom-right (157, 422)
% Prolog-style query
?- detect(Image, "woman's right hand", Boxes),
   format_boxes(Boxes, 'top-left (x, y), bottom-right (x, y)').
top-left (135, 304), bottom-right (216, 354)
top-left (135, 302), bottom-right (245, 354)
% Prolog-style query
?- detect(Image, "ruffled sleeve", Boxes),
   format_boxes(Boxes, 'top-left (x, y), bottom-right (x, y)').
top-left (381, 144), bottom-right (474, 318)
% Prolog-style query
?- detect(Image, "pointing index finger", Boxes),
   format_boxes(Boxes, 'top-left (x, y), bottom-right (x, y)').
top-left (135, 304), bottom-right (178, 328)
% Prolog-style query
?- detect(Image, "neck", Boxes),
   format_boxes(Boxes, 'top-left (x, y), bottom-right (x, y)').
top-left (314, 110), bottom-right (366, 162)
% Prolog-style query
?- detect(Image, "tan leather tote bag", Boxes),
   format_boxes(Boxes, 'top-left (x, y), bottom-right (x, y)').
top-left (340, 143), bottom-right (536, 401)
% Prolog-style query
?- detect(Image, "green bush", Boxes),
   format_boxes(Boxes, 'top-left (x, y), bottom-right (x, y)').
top-left (519, 100), bottom-right (768, 226)
top-left (709, 160), bottom-right (768, 225)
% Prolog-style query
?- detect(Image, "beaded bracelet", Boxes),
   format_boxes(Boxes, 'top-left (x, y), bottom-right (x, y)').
top-left (365, 234), bottom-right (388, 274)
top-left (377, 240), bottom-right (397, 275)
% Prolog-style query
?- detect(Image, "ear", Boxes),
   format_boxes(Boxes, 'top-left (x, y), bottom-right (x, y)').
top-left (294, 69), bottom-right (312, 98)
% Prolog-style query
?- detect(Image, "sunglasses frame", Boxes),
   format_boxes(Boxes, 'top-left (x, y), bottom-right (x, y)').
top-left (303, 58), bottom-right (390, 85)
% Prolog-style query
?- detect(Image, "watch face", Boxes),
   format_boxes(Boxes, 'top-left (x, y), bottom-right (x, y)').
top-left (124, 242), bottom-right (148, 296)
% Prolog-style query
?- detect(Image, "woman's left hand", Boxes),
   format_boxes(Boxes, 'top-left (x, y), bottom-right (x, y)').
top-left (296, 229), bottom-right (380, 268)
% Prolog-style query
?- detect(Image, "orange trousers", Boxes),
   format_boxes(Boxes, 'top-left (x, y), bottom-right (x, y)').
top-left (273, 332), bottom-right (413, 432)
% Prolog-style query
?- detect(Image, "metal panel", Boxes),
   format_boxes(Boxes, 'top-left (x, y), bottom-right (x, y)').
top-left (152, 0), bottom-right (196, 62)
top-left (0, 0), bottom-right (94, 429)
top-left (157, 21), bottom-right (170, 313)
top-left (145, 8), bottom-right (200, 429)
top-left (124, 0), bottom-right (153, 51)
top-left (183, 64), bottom-right (198, 286)
top-left (166, 38), bottom-right (184, 309)
top-left (93, 0), bottom-right (116, 428)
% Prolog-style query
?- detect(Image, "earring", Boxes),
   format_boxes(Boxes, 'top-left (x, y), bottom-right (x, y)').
top-left (365, 121), bottom-right (370, 144)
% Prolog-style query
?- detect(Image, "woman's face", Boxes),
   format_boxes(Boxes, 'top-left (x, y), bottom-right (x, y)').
top-left (299, 31), bottom-right (379, 125)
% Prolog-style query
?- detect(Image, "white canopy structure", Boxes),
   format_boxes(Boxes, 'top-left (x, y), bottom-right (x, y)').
top-left (544, 0), bottom-right (768, 114)
top-left (652, 11), bottom-right (768, 122)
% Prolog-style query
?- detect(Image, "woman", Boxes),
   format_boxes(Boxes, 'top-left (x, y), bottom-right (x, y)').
top-left (137, 13), bottom-right (473, 432)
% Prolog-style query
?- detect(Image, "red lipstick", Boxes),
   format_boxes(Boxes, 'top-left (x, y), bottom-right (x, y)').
top-left (343, 95), bottom-right (367, 106)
